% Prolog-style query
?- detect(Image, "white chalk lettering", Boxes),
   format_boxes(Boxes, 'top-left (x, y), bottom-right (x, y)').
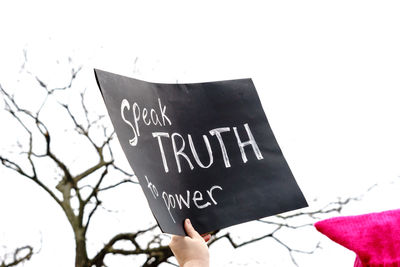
top-left (159, 98), bottom-right (172, 126)
top-left (162, 191), bottom-right (176, 223)
top-left (175, 191), bottom-right (191, 209)
top-left (188, 134), bottom-right (213, 168)
top-left (150, 109), bottom-right (162, 126)
top-left (172, 133), bottom-right (194, 173)
top-left (193, 191), bottom-right (211, 209)
top-left (207, 185), bottom-right (223, 205)
top-left (162, 185), bottom-right (223, 223)
top-left (120, 98), bottom-right (171, 146)
top-left (233, 123), bottom-right (264, 163)
top-left (152, 132), bottom-right (170, 173)
top-left (209, 127), bottom-right (231, 168)
top-left (142, 108), bottom-right (151, 125)
top-left (121, 99), bottom-right (139, 146)
top-left (133, 102), bottom-right (141, 137)
top-left (145, 175), bottom-right (159, 199)
top-left (152, 123), bottom-right (264, 172)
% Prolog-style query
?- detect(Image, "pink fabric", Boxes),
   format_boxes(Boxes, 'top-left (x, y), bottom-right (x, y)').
top-left (314, 209), bottom-right (400, 267)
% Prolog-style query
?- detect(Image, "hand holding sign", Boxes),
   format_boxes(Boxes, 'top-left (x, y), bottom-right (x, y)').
top-left (95, 69), bottom-right (307, 235)
top-left (169, 219), bottom-right (210, 267)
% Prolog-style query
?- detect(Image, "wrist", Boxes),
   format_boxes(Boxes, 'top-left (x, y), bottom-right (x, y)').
top-left (182, 259), bottom-right (209, 267)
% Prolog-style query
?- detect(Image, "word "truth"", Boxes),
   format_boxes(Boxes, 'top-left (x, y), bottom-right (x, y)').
top-left (153, 123), bottom-right (264, 173)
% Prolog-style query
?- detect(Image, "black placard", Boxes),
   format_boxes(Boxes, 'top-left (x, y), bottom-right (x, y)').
top-left (94, 69), bottom-right (308, 235)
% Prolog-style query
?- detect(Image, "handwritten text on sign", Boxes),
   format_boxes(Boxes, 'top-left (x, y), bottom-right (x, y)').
top-left (95, 69), bottom-right (308, 235)
top-left (121, 98), bottom-right (263, 222)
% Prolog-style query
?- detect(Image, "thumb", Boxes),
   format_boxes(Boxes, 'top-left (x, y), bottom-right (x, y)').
top-left (184, 218), bottom-right (201, 239)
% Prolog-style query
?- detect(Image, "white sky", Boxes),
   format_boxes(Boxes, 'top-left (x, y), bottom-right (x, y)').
top-left (0, 0), bottom-right (400, 266)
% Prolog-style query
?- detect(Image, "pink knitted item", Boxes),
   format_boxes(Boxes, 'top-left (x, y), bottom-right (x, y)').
top-left (315, 209), bottom-right (400, 267)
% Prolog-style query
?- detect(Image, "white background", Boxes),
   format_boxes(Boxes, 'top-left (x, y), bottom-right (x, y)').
top-left (0, 1), bottom-right (400, 266)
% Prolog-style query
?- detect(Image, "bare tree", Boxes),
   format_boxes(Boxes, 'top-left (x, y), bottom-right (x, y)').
top-left (0, 54), bottom-right (174, 267)
top-left (0, 53), bottom-right (374, 267)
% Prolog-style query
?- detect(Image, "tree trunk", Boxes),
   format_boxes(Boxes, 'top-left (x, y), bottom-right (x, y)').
top-left (75, 229), bottom-right (89, 267)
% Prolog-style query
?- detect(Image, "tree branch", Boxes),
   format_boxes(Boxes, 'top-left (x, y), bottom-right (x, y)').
top-left (0, 246), bottom-right (33, 267)
top-left (90, 225), bottom-right (158, 266)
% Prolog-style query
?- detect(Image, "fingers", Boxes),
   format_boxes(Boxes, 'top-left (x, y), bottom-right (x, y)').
top-left (170, 219), bottom-right (211, 250)
top-left (184, 218), bottom-right (202, 239)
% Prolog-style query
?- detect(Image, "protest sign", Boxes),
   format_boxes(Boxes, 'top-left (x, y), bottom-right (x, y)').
top-left (94, 69), bottom-right (308, 235)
